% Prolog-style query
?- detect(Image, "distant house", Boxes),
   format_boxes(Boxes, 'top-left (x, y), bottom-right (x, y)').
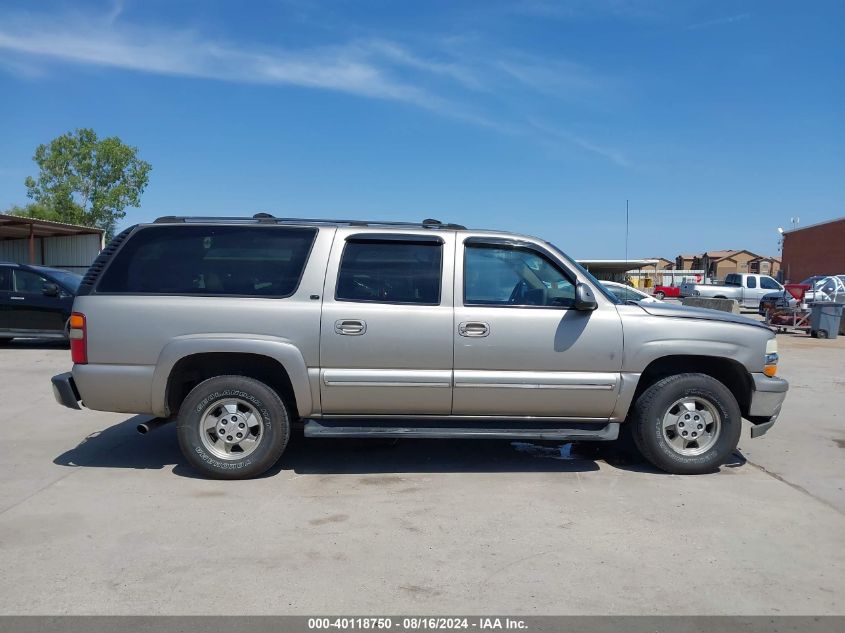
top-left (648, 257), bottom-right (674, 270)
top-left (674, 250), bottom-right (780, 281)
top-left (675, 254), bottom-right (698, 270)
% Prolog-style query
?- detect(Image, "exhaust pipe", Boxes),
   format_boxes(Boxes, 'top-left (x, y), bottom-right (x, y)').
top-left (137, 418), bottom-right (171, 435)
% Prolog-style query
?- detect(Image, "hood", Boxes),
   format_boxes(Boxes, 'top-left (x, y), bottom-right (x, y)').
top-left (636, 302), bottom-right (771, 330)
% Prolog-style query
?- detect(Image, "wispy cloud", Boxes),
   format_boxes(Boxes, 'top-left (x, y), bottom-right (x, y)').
top-left (0, 16), bottom-right (425, 102)
top-left (686, 13), bottom-right (750, 30)
top-left (0, 4), bottom-right (631, 167)
top-left (528, 120), bottom-right (630, 167)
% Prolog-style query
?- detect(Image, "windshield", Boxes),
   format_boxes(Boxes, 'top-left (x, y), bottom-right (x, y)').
top-left (46, 270), bottom-right (82, 292)
top-left (545, 243), bottom-right (620, 304)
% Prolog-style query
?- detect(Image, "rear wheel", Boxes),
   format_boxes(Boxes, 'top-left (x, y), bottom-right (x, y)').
top-left (629, 373), bottom-right (741, 474)
top-left (177, 375), bottom-right (291, 479)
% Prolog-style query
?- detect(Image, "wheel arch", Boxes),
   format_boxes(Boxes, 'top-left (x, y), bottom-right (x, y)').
top-left (631, 355), bottom-right (753, 418)
top-left (152, 337), bottom-right (313, 418)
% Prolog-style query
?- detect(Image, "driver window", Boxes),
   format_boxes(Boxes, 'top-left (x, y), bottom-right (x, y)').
top-left (464, 243), bottom-right (575, 307)
top-left (13, 270), bottom-right (50, 294)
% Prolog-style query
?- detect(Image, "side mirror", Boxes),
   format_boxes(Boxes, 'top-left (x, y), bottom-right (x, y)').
top-left (42, 283), bottom-right (59, 297)
top-left (574, 283), bottom-right (598, 311)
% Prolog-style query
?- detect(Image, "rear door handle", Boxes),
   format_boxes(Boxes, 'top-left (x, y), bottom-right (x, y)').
top-left (458, 321), bottom-right (490, 337)
top-left (335, 319), bottom-right (366, 336)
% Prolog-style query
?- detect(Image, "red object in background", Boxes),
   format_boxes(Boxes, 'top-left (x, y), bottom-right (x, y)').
top-left (653, 285), bottom-right (681, 298)
top-left (784, 283), bottom-right (811, 302)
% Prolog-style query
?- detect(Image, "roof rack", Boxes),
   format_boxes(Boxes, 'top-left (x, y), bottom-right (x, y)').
top-left (152, 214), bottom-right (467, 230)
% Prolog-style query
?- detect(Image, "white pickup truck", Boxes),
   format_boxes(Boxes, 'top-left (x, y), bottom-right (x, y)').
top-left (680, 273), bottom-right (783, 309)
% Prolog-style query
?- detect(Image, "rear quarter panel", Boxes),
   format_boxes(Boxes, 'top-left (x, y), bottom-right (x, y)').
top-left (71, 227), bottom-right (334, 416)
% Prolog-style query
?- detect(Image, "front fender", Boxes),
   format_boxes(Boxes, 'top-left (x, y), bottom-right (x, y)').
top-left (152, 334), bottom-right (313, 418)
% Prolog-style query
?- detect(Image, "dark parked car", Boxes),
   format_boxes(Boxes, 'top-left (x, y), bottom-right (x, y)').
top-left (0, 262), bottom-right (82, 343)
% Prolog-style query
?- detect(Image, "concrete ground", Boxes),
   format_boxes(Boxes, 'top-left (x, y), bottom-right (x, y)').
top-left (0, 333), bottom-right (843, 615)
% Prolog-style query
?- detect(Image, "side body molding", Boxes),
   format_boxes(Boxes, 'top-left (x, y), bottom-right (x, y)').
top-left (152, 335), bottom-right (314, 418)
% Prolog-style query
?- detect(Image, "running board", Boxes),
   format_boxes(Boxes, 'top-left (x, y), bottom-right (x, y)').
top-left (303, 419), bottom-right (619, 441)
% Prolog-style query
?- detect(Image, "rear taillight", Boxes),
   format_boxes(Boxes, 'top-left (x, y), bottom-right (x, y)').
top-left (69, 312), bottom-right (87, 364)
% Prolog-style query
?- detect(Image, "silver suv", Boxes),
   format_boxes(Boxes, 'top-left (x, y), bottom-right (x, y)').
top-left (51, 215), bottom-right (788, 479)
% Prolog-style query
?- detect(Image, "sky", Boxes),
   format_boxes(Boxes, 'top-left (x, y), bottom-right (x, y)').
top-left (0, 0), bottom-right (842, 259)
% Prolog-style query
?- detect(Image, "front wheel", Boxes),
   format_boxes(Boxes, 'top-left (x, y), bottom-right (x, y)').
top-left (654, 291), bottom-right (665, 300)
top-left (629, 373), bottom-right (741, 474)
top-left (177, 375), bottom-right (291, 479)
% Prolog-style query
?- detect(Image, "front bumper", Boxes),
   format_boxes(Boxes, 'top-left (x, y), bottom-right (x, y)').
top-left (51, 372), bottom-right (82, 410)
top-left (747, 373), bottom-right (789, 437)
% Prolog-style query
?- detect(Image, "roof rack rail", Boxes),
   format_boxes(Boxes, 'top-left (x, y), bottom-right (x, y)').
top-left (152, 215), bottom-right (467, 230)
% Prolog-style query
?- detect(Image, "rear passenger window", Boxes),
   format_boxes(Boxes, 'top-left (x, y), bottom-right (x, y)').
top-left (747, 277), bottom-right (757, 288)
top-left (96, 226), bottom-right (317, 296)
top-left (336, 238), bottom-right (442, 305)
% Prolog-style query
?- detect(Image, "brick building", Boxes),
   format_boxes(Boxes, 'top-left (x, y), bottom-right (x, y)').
top-left (781, 216), bottom-right (845, 282)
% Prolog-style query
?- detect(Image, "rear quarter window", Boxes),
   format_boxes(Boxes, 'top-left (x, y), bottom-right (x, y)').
top-left (96, 225), bottom-right (317, 297)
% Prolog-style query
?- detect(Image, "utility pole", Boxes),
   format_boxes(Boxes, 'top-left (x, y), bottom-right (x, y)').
top-left (625, 199), bottom-right (629, 263)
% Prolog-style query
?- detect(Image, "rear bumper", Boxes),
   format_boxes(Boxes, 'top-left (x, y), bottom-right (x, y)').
top-left (747, 373), bottom-right (789, 437)
top-left (51, 372), bottom-right (81, 410)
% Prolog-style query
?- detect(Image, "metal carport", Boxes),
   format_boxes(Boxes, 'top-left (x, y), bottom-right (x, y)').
top-left (0, 214), bottom-right (104, 274)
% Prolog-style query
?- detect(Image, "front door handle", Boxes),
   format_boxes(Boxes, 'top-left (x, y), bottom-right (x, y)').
top-left (335, 319), bottom-right (367, 336)
top-left (10, 296), bottom-right (25, 301)
top-left (458, 321), bottom-right (490, 337)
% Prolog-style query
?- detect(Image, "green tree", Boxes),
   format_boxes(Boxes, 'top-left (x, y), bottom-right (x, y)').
top-left (23, 128), bottom-right (151, 239)
top-left (5, 202), bottom-right (64, 223)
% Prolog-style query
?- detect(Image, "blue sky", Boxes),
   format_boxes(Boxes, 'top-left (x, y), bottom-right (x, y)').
top-left (0, 0), bottom-right (842, 259)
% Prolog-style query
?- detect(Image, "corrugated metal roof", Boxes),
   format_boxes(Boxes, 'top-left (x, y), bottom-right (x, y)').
top-left (0, 213), bottom-right (104, 239)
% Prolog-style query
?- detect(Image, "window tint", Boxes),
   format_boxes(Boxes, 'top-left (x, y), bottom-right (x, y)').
top-left (336, 239), bottom-right (441, 304)
top-left (97, 226), bottom-right (317, 296)
top-left (464, 244), bottom-right (575, 307)
top-left (760, 276), bottom-right (780, 290)
top-left (0, 267), bottom-right (10, 292)
top-left (13, 270), bottom-right (50, 294)
top-left (746, 276), bottom-right (757, 288)
top-left (725, 274), bottom-right (741, 286)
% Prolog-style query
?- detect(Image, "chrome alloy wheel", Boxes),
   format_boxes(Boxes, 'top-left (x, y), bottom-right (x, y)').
top-left (199, 398), bottom-right (264, 460)
top-left (661, 397), bottom-right (721, 456)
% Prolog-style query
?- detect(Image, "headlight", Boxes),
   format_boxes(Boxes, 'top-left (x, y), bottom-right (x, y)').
top-left (764, 338), bottom-right (778, 377)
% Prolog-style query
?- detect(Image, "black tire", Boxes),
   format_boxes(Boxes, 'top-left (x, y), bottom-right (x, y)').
top-left (177, 375), bottom-right (291, 479)
top-left (654, 291), bottom-right (665, 300)
top-left (817, 330), bottom-right (829, 340)
top-left (629, 373), bottom-right (742, 475)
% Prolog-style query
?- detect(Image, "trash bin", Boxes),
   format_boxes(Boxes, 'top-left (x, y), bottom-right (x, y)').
top-left (809, 302), bottom-right (844, 339)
